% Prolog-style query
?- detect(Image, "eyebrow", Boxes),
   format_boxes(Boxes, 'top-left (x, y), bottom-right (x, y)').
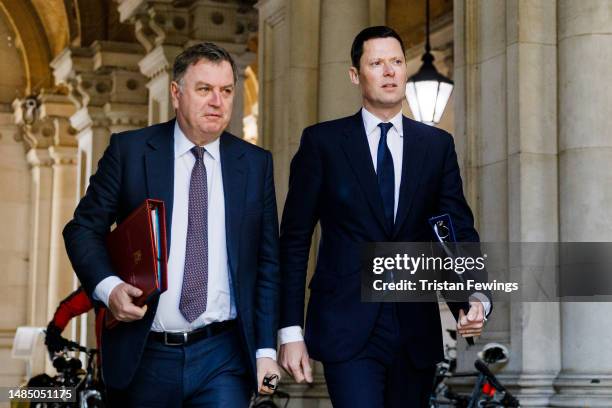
top-left (368, 56), bottom-right (404, 61)
top-left (194, 82), bottom-right (234, 89)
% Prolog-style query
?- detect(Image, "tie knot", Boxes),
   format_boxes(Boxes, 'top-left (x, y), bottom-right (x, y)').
top-left (191, 146), bottom-right (206, 161)
top-left (378, 122), bottom-right (393, 136)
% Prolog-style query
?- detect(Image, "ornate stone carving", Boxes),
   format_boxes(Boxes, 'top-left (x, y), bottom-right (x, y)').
top-left (118, 0), bottom-right (190, 51)
top-left (49, 41), bottom-right (148, 134)
top-left (13, 93), bottom-right (77, 151)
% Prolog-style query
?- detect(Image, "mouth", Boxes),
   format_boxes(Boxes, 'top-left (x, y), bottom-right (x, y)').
top-left (381, 83), bottom-right (398, 89)
top-left (202, 113), bottom-right (223, 119)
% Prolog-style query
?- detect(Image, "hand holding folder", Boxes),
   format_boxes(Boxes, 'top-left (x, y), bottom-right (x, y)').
top-left (105, 199), bottom-right (168, 328)
top-left (429, 214), bottom-right (477, 346)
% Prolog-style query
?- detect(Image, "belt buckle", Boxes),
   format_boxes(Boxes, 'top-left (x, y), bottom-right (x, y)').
top-left (164, 331), bottom-right (188, 346)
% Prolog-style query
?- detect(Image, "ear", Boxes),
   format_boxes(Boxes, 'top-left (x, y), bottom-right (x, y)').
top-left (349, 67), bottom-right (360, 85)
top-left (170, 81), bottom-right (181, 110)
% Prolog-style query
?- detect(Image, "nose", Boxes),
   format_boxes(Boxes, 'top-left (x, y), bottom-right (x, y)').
top-left (383, 61), bottom-right (395, 77)
top-left (208, 89), bottom-right (222, 107)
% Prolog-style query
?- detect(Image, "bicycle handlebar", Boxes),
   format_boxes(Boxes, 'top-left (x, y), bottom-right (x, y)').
top-left (63, 338), bottom-right (97, 355)
top-left (474, 360), bottom-right (505, 391)
top-left (474, 360), bottom-right (520, 407)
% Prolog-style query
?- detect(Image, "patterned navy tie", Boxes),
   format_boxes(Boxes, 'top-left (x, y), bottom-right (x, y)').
top-left (377, 122), bottom-right (395, 232)
top-left (179, 146), bottom-right (209, 323)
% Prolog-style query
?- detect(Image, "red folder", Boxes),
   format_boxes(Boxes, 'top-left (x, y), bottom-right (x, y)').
top-left (104, 199), bottom-right (168, 329)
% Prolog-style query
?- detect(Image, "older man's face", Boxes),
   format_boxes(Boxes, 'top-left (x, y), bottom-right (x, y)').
top-left (171, 59), bottom-right (234, 144)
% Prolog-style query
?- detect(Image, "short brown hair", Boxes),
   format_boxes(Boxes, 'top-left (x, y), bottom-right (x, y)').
top-left (173, 42), bottom-right (238, 84)
top-left (351, 26), bottom-right (405, 71)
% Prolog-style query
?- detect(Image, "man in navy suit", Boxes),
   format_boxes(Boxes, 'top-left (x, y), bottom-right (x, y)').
top-left (277, 26), bottom-right (490, 407)
top-left (64, 43), bottom-right (280, 407)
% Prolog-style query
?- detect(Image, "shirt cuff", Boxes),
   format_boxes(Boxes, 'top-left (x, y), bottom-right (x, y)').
top-left (278, 326), bottom-right (304, 344)
top-left (470, 292), bottom-right (491, 317)
top-left (256, 348), bottom-right (277, 360)
top-left (93, 276), bottom-right (124, 307)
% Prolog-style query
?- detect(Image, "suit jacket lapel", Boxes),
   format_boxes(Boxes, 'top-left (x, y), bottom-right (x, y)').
top-left (393, 116), bottom-right (428, 238)
top-left (144, 120), bottom-right (175, 255)
top-left (220, 132), bottom-right (247, 284)
top-left (340, 111), bottom-right (391, 236)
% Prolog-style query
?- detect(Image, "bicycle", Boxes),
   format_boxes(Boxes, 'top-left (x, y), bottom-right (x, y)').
top-left (429, 330), bottom-right (520, 407)
top-left (27, 336), bottom-right (105, 408)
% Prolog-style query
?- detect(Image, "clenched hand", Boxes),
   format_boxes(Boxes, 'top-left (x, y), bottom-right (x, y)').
top-left (108, 283), bottom-right (147, 322)
top-left (457, 300), bottom-right (485, 338)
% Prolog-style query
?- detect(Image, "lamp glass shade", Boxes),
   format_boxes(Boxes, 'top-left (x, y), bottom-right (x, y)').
top-left (406, 78), bottom-right (453, 125)
top-left (433, 81), bottom-right (453, 123)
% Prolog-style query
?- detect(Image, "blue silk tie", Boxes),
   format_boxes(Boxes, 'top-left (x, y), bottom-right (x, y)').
top-left (377, 122), bottom-right (395, 232)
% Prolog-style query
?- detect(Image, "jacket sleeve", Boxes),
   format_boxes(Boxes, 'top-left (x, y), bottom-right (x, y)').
top-left (279, 129), bottom-right (323, 329)
top-left (63, 134), bottom-right (122, 300)
top-left (254, 151), bottom-right (281, 349)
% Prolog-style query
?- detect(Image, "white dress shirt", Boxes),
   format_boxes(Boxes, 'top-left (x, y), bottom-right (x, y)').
top-left (94, 122), bottom-right (276, 360)
top-left (278, 108), bottom-right (489, 344)
top-left (362, 107), bottom-right (404, 220)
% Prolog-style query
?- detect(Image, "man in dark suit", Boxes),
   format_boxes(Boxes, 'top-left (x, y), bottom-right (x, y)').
top-left (64, 42), bottom-right (280, 407)
top-left (277, 26), bottom-right (490, 407)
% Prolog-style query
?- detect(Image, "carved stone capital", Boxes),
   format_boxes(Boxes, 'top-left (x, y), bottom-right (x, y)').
top-left (50, 47), bottom-right (95, 110)
top-left (51, 42), bottom-right (147, 111)
top-left (76, 71), bottom-right (112, 107)
top-left (147, 3), bottom-right (190, 47)
top-left (26, 147), bottom-right (54, 168)
top-left (116, 0), bottom-right (149, 24)
top-left (139, 44), bottom-right (183, 79)
top-left (190, 0), bottom-right (258, 44)
top-left (13, 92), bottom-right (77, 151)
top-left (49, 145), bottom-right (78, 166)
top-left (118, 0), bottom-right (189, 50)
top-left (104, 103), bottom-right (148, 130)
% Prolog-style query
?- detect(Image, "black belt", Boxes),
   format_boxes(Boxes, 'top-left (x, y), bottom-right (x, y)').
top-left (149, 320), bottom-right (237, 346)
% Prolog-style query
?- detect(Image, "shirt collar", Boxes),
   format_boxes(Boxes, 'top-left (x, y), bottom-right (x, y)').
top-left (174, 121), bottom-right (221, 161)
top-left (361, 107), bottom-right (404, 137)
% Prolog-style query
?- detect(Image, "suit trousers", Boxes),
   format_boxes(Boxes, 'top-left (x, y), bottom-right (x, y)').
top-left (106, 326), bottom-right (252, 408)
top-left (322, 303), bottom-right (436, 408)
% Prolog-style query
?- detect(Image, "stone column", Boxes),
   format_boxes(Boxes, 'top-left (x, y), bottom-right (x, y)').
top-left (13, 92), bottom-right (77, 374)
top-left (454, 2), bottom-right (561, 405)
top-left (24, 148), bottom-right (54, 328)
top-left (317, 0), bottom-right (369, 121)
top-left (13, 98), bottom-right (55, 330)
top-left (553, 1), bottom-right (612, 406)
top-left (228, 53), bottom-right (256, 138)
top-left (505, 1), bottom-right (560, 406)
top-left (256, 0), bottom-right (329, 403)
top-left (257, 0), bottom-right (291, 183)
top-left (47, 142), bottom-right (78, 324)
top-left (454, 1), bottom-right (511, 370)
top-left (14, 95), bottom-right (76, 324)
top-left (0, 108), bottom-right (41, 380)
top-left (25, 148), bottom-right (54, 376)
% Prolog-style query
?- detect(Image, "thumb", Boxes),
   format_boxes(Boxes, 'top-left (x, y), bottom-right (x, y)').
top-left (302, 355), bottom-right (313, 383)
top-left (458, 309), bottom-right (467, 325)
top-left (467, 306), bottom-right (477, 321)
top-left (125, 284), bottom-right (143, 298)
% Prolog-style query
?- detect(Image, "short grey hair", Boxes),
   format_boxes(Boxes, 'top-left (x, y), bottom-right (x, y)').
top-left (173, 42), bottom-right (238, 85)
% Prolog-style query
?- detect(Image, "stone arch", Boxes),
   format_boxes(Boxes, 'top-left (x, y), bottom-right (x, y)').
top-left (0, 0), bottom-right (53, 95)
